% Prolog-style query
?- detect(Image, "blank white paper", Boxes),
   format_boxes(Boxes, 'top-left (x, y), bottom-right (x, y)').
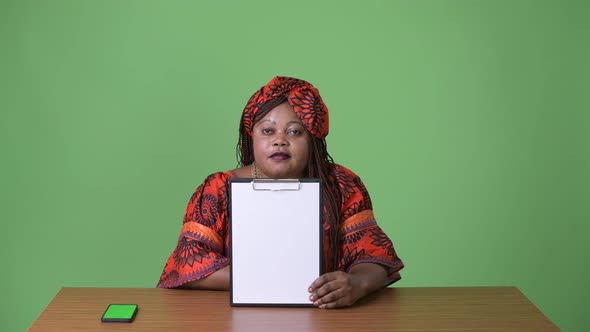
top-left (230, 179), bottom-right (321, 306)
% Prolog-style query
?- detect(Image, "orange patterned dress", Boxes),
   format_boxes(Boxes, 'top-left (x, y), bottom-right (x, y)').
top-left (157, 164), bottom-right (404, 288)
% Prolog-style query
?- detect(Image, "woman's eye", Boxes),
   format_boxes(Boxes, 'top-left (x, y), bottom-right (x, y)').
top-left (288, 129), bottom-right (301, 136)
top-left (262, 128), bottom-right (273, 135)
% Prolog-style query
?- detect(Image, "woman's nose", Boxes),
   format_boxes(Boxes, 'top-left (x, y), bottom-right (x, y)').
top-left (273, 134), bottom-right (288, 146)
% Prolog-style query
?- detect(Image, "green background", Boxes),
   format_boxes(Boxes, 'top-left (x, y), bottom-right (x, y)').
top-left (1, 0), bottom-right (588, 331)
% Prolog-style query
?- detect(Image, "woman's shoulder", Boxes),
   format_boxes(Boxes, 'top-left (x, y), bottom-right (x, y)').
top-left (191, 169), bottom-right (234, 190)
top-left (197, 166), bottom-right (250, 186)
top-left (328, 163), bottom-right (361, 180)
top-left (201, 167), bottom-right (247, 180)
top-left (225, 166), bottom-right (251, 178)
top-left (328, 163), bottom-right (373, 211)
top-left (328, 163), bottom-right (371, 193)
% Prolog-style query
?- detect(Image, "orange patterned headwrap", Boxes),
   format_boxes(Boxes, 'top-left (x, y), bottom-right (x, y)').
top-left (241, 76), bottom-right (329, 139)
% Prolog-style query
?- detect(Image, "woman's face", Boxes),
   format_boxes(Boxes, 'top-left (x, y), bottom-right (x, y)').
top-left (252, 102), bottom-right (310, 178)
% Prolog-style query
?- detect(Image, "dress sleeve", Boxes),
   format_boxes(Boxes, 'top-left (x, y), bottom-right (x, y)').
top-left (157, 172), bottom-right (231, 288)
top-left (334, 165), bottom-right (404, 285)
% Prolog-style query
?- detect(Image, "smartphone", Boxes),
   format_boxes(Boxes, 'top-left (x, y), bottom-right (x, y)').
top-left (101, 304), bottom-right (138, 323)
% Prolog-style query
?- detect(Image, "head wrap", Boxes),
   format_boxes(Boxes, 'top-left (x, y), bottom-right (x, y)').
top-left (241, 76), bottom-right (329, 138)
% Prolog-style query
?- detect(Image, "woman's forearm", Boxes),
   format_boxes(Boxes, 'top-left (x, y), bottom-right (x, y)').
top-left (348, 263), bottom-right (389, 296)
top-left (178, 263), bottom-right (387, 296)
top-left (179, 265), bottom-right (230, 290)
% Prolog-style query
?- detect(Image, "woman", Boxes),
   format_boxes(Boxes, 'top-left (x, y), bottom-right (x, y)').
top-left (157, 76), bottom-right (404, 308)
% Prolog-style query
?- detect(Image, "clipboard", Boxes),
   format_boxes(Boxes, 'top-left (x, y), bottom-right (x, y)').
top-left (229, 178), bottom-right (322, 307)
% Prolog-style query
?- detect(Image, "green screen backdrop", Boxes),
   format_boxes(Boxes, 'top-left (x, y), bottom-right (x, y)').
top-left (1, 1), bottom-right (588, 331)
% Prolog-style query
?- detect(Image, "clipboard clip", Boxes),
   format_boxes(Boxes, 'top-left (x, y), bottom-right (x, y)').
top-left (251, 179), bottom-right (302, 191)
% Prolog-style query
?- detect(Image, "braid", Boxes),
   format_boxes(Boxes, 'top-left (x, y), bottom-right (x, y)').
top-left (236, 118), bottom-right (253, 166)
top-left (307, 137), bottom-right (341, 272)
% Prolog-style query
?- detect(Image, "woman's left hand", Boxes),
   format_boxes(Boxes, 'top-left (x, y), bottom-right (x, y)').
top-left (308, 271), bottom-right (366, 308)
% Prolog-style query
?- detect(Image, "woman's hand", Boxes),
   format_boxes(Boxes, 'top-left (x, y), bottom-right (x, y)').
top-left (308, 263), bottom-right (389, 309)
top-left (307, 271), bottom-right (366, 308)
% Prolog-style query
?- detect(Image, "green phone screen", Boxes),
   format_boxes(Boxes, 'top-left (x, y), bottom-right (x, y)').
top-left (101, 304), bottom-right (138, 322)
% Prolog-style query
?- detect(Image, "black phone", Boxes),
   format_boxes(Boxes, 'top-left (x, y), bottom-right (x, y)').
top-left (101, 304), bottom-right (138, 323)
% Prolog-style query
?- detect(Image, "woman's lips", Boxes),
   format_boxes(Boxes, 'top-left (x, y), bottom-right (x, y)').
top-left (270, 152), bottom-right (290, 161)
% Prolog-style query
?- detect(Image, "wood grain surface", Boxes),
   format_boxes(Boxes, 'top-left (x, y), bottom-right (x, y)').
top-left (29, 286), bottom-right (559, 331)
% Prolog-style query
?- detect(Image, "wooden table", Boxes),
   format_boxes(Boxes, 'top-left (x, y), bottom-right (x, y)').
top-left (29, 287), bottom-right (559, 331)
